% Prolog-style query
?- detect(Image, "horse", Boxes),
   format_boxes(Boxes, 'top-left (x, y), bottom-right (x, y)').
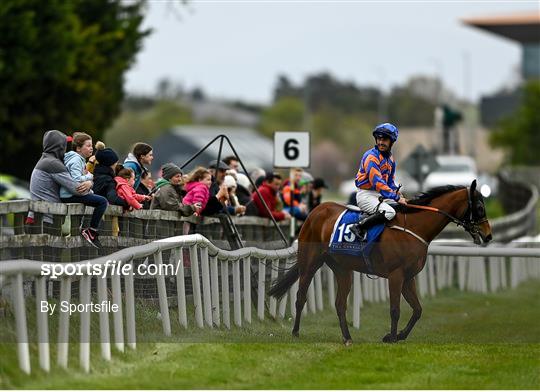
top-left (269, 180), bottom-right (492, 345)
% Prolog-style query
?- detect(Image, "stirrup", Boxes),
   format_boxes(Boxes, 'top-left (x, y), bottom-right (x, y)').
top-left (349, 224), bottom-right (367, 241)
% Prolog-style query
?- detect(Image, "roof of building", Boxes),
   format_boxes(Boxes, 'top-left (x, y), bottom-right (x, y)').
top-left (462, 11), bottom-right (540, 43)
top-left (151, 125), bottom-right (275, 174)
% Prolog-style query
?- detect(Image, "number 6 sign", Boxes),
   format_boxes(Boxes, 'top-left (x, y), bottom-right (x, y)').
top-left (273, 131), bottom-right (310, 168)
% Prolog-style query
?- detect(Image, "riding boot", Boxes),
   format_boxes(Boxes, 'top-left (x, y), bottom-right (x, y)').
top-left (349, 211), bottom-right (388, 241)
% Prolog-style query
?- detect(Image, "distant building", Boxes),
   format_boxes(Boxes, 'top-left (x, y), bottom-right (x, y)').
top-left (462, 11), bottom-right (540, 127)
top-left (151, 125), bottom-right (275, 175)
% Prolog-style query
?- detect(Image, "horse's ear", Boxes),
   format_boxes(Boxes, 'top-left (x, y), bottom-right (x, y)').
top-left (470, 180), bottom-right (477, 194)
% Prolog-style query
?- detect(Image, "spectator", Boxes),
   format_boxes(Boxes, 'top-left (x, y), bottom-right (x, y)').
top-left (224, 174), bottom-right (245, 215)
top-left (123, 142), bottom-right (153, 191)
top-left (252, 172), bottom-right (290, 222)
top-left (59, 132), bottom-right (108, 248)
top-left (250, 168), bottom-right (266, 190)
top-left (150, 163), bottom-right (195, 216)
top-left (235, 173), bottom-right (252, 206)
top-left (92, 144), bottom-right (130, 209)
top-left (201, 160), bottom-right (231, 216)
top-left (223, 155), bottom-right (240, 171)
top-left (115, 167), bottom-right (151, 210)
top-left (282, 168), bottom-right (308, 221)
top-left (307, 178), bottom-right (328, 212)
top-left (85, 141), bottom-right (105, 174)
top-left (183, 167), bottom-right (212, 216)
top-left (29, 130), bottom-right (91, 225)
top-left (138, 171), bottom-right (155, 209)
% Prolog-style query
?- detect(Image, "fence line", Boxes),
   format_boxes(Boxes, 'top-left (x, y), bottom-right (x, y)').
top-left (0, 234), bottom-right (539, 374)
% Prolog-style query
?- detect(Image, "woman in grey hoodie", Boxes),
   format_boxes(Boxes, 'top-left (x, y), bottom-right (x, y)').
top-left (59, 132), bottom-right (108, 248)
top-left (29, 130), bottom-right (91, 224)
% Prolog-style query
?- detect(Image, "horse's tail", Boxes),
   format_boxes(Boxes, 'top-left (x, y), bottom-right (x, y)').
top-left (268, 263), bottom-right (299, 300)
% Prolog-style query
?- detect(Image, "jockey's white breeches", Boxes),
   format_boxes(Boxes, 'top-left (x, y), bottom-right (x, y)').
top-left (356, 189), bottom-right (396, 220)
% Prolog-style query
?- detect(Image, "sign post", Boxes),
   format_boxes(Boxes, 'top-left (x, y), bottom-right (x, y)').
top-left (274, 132), bottom-right (311, 242)
top-left (401, 144), bottom-right (439, 191)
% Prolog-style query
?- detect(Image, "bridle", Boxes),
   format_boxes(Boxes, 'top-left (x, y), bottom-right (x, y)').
top-left (404, 187), bottom-right (487, 243)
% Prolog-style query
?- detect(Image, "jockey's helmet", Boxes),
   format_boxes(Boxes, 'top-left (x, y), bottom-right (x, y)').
top-left (372, 123), bottom-right (399, 143)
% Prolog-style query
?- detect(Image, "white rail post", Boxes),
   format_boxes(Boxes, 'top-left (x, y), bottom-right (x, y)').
top-left (200, 247), bottom-right (213, 328)
top-left (500, 256), bottom-right (508, 289)
top-left (111, 270), bottom-right (125, 350)
top-left (417, 265), bottom-right (427, 297)
top-left (325, 264), bottom-right (335, 309)
top-left (427, 256), bottom-right (436, 296)
top-left (221, 259), bottom-right (231, 329)
top-left (278, 259), bottom-right (290, 319)
top-left (14, 274), bottom-right (30, 374)
top-left (79, 275), bottom-right (91, 373)
top-left (243, 256), bottom-right (252, 323)
top-left (153, 251), bottom-right (171, 336)
top-left (232, 259), bottom-right (242, 327)
top-left (174, 248), bottom-right (188, 328)
top-left (125, 260), bottom-right (136, 349)
top-left (57, 276), bottom-right (71, 368)
top-left (96, 274), bottom-right (111, 361)
top-left (314, 268), bottom-right (323, 311)
top-left (458, 256), bottom-right (467, 291)
top-left (210, 255), bottom-right (221, 327)
top-left (189, 246), bottom-right (204, 328)
top-left (447, 256), bottom-right (455, 288)
top-left (269, 259), bottom-right (279, 318)
top-left (35, 276), bottom-right (50, 372)
top-left (361, 274), bottom-right (371, 303)
top-left (353, 271), bottom-right (361, 329)
top-left (257, 257), bottom-right (266, 321)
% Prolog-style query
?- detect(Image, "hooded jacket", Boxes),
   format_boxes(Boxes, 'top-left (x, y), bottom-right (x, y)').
top-left (92, 164), bottom-right (129, 208)
top-left (123, 153), bottom-right (147, 190)
top-left (150, 179), bottom-right (195, 216)
top-left (29, 130), bottom-right (84, 223)
top-left (115, 177), bottom-right (146, 210)
top-left (59, 151), bottom-right (94, 198)
top-left (183, 182), bottom-right (210, 210)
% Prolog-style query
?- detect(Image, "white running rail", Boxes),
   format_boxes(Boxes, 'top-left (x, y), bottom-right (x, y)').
top-left (0, 234), bottom-right (538, 374)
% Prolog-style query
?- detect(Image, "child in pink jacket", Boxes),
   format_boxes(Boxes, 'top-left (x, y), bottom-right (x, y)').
top-left (115, 168), bottom-right (151, 210)
top-left (183, 167), bottom-right (212, 215)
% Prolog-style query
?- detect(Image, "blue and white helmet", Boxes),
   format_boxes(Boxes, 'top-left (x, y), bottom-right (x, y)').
top-left (372, 123), bottom-right (399, 143)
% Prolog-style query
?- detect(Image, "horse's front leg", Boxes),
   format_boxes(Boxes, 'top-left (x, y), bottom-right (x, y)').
top-left (397, 277), bottom-right (422, 341)
top-left (382, 269), bottom-right (404, 343)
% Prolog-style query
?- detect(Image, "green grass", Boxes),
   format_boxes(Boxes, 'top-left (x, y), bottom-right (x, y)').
top-left (1, 280), bottom-right (539, 389)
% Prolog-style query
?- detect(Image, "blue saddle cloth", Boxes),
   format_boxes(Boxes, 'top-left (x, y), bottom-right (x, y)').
top-left (328, 210), bottom-right (385, 257)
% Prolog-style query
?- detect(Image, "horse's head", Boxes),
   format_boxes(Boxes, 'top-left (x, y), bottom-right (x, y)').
top-left (462, 180), bottom-right (492, 245)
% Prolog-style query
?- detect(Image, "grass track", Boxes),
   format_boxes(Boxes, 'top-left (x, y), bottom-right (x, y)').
top-left (1, 280), bottom-right (539, 389)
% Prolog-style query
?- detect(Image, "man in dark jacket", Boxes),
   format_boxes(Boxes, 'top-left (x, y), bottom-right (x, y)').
top-left (92, 147), bottom-right (129, 209)
top-left (307, 178), bottom-right (328, 213)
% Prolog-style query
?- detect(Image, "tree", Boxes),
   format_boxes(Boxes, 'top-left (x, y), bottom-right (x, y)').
top-left (0, 0), bottom-right (150, 178)
top-left (490, 81), bottom-right (540, 165)
top-left (258, 97), bottom-right (304, 138)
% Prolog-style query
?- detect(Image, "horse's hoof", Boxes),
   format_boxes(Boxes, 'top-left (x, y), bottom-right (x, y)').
top-left (343, 339), bottom-right (353, 347)
top-left (292, 330), bottom-right (299, 338)
top-left (382, 333), bottom-right (397, 343)
top-left (396, 332), bottom-right (407, 341)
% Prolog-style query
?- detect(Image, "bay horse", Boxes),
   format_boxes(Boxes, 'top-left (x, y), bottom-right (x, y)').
top-left (269, 180), bottom-right (492, 344)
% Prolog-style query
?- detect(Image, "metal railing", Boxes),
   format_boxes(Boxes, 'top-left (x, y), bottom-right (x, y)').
top-left (0, 234), bottom-right (538, 375)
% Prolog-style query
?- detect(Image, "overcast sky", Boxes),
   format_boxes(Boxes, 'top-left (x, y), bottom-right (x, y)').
top-left (125, 1), bottom-right (538, 104)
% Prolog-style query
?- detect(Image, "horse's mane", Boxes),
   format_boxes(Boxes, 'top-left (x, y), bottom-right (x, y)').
top-left (396, 185), bottom-right (466, 213)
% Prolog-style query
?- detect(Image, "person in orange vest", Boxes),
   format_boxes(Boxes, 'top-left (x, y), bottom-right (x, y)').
top-left (281, 168), bottom-right (308, 221)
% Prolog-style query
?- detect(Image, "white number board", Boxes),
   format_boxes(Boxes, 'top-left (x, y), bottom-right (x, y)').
top-left (273, 131), bottom-right (310, 168)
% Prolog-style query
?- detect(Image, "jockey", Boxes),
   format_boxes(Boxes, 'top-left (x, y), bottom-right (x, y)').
top-left (350, 122), bottom-right (407, 239)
